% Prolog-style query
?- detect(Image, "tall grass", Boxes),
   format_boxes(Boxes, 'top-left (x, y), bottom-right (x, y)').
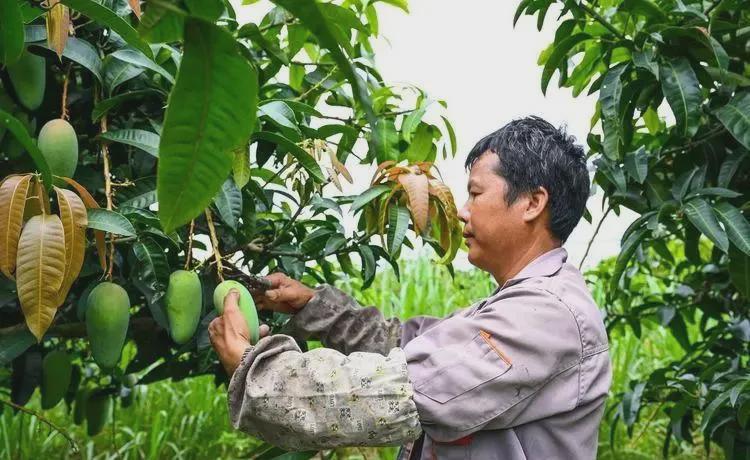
top-left (0, 252), bottom-right (721, 459)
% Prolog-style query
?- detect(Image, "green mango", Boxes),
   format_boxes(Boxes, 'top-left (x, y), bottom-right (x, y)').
top-left (86, 282), bottom-right (130, 370)
top-left (37, 118), bottom-right (78, 179)
top-left (6, 50), bottom-right (46, 111)
top-left (85, 391), bottom-right (112, 436)
top-left (213, 280), bottom-right (259, 342)
top-left (165, 270), bottom-right (203, 344)
top-left (73, 387), bottom-right (90, 425)
top-left (40, 350), bottom-right (72, 409)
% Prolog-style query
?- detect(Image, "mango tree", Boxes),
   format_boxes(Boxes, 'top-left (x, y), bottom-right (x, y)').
top-left (0, 0), bottom-right (461, 451)
top-left (518, 0), bottom-right (750, 457)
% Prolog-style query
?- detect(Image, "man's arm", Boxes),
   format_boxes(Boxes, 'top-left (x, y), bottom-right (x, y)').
top-left (227, 334), bottom-right (422, 451)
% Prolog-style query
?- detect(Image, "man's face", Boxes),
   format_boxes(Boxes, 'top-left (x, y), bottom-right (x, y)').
top-left (458, 151), bottom-right (529, 272)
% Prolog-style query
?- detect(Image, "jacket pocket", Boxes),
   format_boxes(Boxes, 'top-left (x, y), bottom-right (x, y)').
top-left (413, 331), bottom-right (512, 403)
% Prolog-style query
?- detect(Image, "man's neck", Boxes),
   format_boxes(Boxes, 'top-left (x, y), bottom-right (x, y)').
top-left (492, 236), bottom-right (560, 286)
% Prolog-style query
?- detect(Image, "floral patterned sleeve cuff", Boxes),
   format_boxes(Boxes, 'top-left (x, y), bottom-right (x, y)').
top-left (227, 334), bottom-right (422, 451)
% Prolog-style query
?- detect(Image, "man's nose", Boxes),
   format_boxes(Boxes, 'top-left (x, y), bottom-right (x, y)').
top-left (458, 202), bottom-right (469, 223)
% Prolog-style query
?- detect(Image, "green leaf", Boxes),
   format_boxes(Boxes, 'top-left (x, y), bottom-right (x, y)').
top-left (271, 0), bottom-right (379, 157)
top-left (110, 49), bottom-right (175, 84)
top-left (404, 124), bottom-right (436, 163)
top-left (324, 234), bottom-right (347, 255)
top-left (401, 102), bottom-right (428, 142)
top-left (86, 209), bottom-right (136, 237)
top-left (138, 3), bottom-right (184, 43)
top-left (0, 109), bottom-right (52, 188)
top-left (232, 148), bottom-right (251, 188)
top-left (387, 204), bottom-right (410, 255)
top-left (358, 244), bottom-right (376, 289)
top-left (0, 327), bottom-right (35, 365)
top-left (441, 115), bottom-right (457, 155)
top-left (600, 63), bottom-right (629, 160)
top-left (98, 129), bottom-right (160, 157)
top-left (610, 227), bottom-right (647, 292)
top-left (643, 106), bottom-right (661, 134)
top-left (541, 34), bottom-right (591, 95)
top-left (118, 177), bottom-right (157, 209)
top-left (375, 0), bottom-right (408, 12)
top-left (131, 237), bottom-right (169, 291)
top-left (620, 0), bottom-right (667, 21)
top-left (718, 151), bottom-right (746, 188)
top-left (714, 202), bottom-right (750, 255)
top-left (258, 100), bottom-right (299, 134)
top-left (103, 55), bottom-right (144, 92)
top-left (729, 247), bottom-right (750, 298)
top-left (372, 118), bottom-right (399, 163)
top-left (624, 146), bottom-right (648, 183)
top-left (31, 36), bottom-right (103, 82)
top-left (351, 185), bottom-right (390, 213)
top-left (237, 22), bottom-right (289, 65)
top-left (252, 131), bottom-right (325, 182)
top-left (61, 0), bottom-right (153, 59)
top-left (0, 0), bottom-right (25, 65)
top-left (683, 198), bottom-right (729, 252)
top-left (659, 57), bottom-right (702, 138)
top-left (714, 91), bottom-right (750, 150)
top-left (92, 89), bottom-right (162, 122)
top-left (158, 18), bottom-right (258, 234)
top-left (213, 178), bottom-right (242, 231)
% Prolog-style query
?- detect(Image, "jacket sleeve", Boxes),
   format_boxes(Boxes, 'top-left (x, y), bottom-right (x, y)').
top-left (403, 285), bottom-right (585, 442)
top-left (283, 284), bottom-right (403, 355)
top-left (227, 334), bottom-right (422, 450)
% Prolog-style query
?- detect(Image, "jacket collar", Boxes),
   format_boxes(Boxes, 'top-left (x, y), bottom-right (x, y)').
top-left (491, 247), bottom-right (568, 294)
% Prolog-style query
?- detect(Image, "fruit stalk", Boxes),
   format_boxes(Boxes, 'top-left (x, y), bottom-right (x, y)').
top-left (205, 208), bottom-right (224, 282)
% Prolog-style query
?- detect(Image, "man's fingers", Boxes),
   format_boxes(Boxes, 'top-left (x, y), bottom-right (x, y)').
top-left (264, 272), bottom-right (287, 288)
top-left (223, 289), bottom-right (240, 312)
top-left (258, 324), bottom-right (270, 338)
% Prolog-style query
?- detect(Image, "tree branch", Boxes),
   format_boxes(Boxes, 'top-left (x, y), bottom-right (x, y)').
top-left (0, 398), bottom-right (80, 453)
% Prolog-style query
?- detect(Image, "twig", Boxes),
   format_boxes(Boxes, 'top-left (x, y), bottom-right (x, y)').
top-left (205, 209), bottom-right (224, 282)
top-left (185, 219), bottom-right (195, 270)
top-left (0, 398), bottom-right (80, 453)
top-left (629, 401), bottom-right (665, 446)
top-left (575, 1), bottom-right (627, 40)
top-left (579, 206), bottom-right (612, 270)
top-left (100, 111), bottom-right (116, 280)
top-left (295, 65), bottom-right (338, 101)
top-left (60, 63), bottom-right (72, 120)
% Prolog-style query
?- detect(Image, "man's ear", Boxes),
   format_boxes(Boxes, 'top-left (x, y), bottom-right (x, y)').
top-left (522, 186), bottom-right (549, 223)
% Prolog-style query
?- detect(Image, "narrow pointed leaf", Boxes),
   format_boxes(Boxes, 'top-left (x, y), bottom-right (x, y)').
top-left (610, 227), bottom-right (648, 292)
top-left (729, 248), bottom-right (750, 298)
top-left (98, 129), bottom-right (160, 157)
top-left (61, 177), bottom-right (106, 270)
top-left (232, 147), bottom-right (251, 188)
top-left (110, 48), bottom-right (173, 83)
top-left (61, 0), bottom-right (152, 59)
top-left (387, 204), bottom-right (410, 255)
top-left (46, 0), bottom-right (69, 59)
top-left (132, 237), bottom-right (169, 291)
top-left (92, 89), bottom-right (160, 122)
top-left (600, 63), bottom-right (629, 160)
top-left (0, 175), bottom-right (32, 279)
top-left (714, 91), bottom-right (750, 150)
top-left (54, 187), bottom-right (87, 306)
top-left (32, 36), bottom-right (103, 82)
top-left (351, 185), bottom-right (391, 213)
top-left (660, 57), bottom-right (702, 138)
top-left (683, 198), bottom-right (729, 252)
top-left (158, 18), bottom-right (257, 234)
top-left (0, 0), bottom-right (25, 65)
top-left (358, 244), bottom-right (376, 289)
top-left (16, 214), bottom-right (66, 341)
top-left (398, 171), bottom-right (429, 234)
top-left (714, 202), bottom-right (750, 255)
top-left (541, 34), bottom-right (591, 95)
top-left (213, 178), bottom-right (242, 231)
top-left (252, 131), bottom-right (325, 182)
top-left (86, 209), bottom-right (136, 237)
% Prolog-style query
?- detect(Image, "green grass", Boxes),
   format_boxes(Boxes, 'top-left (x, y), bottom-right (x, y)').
top-left (0, 252), bottom-right (723, 459)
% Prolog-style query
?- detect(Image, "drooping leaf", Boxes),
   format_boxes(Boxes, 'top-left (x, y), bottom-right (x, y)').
top-left (45, 0), bottom-right (70, 59)
top-left (232, 147), bottom-right (251, 188)
top-left (61, 177), bottom-right (106, 271)
top-left (541, 34), bottom-right (591, 95)
top-left (0, 0), bottom-right (25, 65)
top-left (659, 57), bottom-right (702, 138)
top-left (110, 48), bottom-right (174, 83)
top-left (86, 208), bottom-right (136, 237)
top-left (440, 115), bottom-right (457, 156)
top-left (397, 170), bottom-right (429, 234)
top-left (714, 91), bottom-right (750, 150)
top-left (98, 129), bottom-right (160, 157)
top-left (103, 54), bottom-right (144, 92)
top-left (351, 184), bottom-right (391, 213)
top-left (0, 110), bottom-right (52, 188)
top-left (714, 202), bottom-right (750, 255)
top-left (610, 227), bottom-right (647, 292)
top-left (0, 327), bottom-right (36, 365)
top-left (16, 214), bottom-right (66, 341)
top-left (213, 178), bottom-right (242, 231)
top-left (683, 198), bottom-right (729, 252)
top-left (252, 131), bottom-right (325, 182)
top-left (718, 151), bottom-right (747, 188)
top-left (138, 2), bottom-right (184, 43)
top-left (387, 204), bottom-right (410, 255)
top-left (372, 118), bottom-right (399, 163)
top-left (92, 89), bottom-right (161, 122)
top-left (53, 187), bottom-right (87, 306)
top-left (600, 63), bottom-right (629, 160)
top-left (237, 22), bottom-right (289, 65)
top-left (158, 18), bottom-right (258, 234)
top-left (0, 175), bottom-right (32, 279)
top-left (132, 237), bottom-right (169, 291)
top-left (358, 244), bottom-right (376, 289)
top-left (729, 247), bottom-right (750, 298)
top-left (32, 36), bottom-right (103, 82)
top-left (624, 146), bottom-right (648, 183)
top-left (61, 0), bottom-right (153, 59)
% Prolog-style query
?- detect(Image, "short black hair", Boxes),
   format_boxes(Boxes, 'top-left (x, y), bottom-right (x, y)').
top-left (464, 116), bottom-right (589, 242)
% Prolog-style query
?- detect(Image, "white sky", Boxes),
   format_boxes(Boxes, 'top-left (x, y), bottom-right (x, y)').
top-left (232, 0), bottom-right (637, 272)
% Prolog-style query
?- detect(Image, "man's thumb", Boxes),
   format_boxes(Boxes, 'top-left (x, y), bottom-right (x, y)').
top-left (223, 289), bottom-right (241, 314)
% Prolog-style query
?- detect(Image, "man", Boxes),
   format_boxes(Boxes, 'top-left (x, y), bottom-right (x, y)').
top-left (209, 116), bottom-right (612, 459)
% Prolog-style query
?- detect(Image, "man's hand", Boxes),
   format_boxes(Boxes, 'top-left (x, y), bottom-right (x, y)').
top-left (252, 272), bottom-right (315, 314)
top-left (209, 289), bottom-right (270, 376)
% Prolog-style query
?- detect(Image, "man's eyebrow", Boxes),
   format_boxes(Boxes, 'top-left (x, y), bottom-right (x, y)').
top-left (467, 179), bottom-right (477, 191)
